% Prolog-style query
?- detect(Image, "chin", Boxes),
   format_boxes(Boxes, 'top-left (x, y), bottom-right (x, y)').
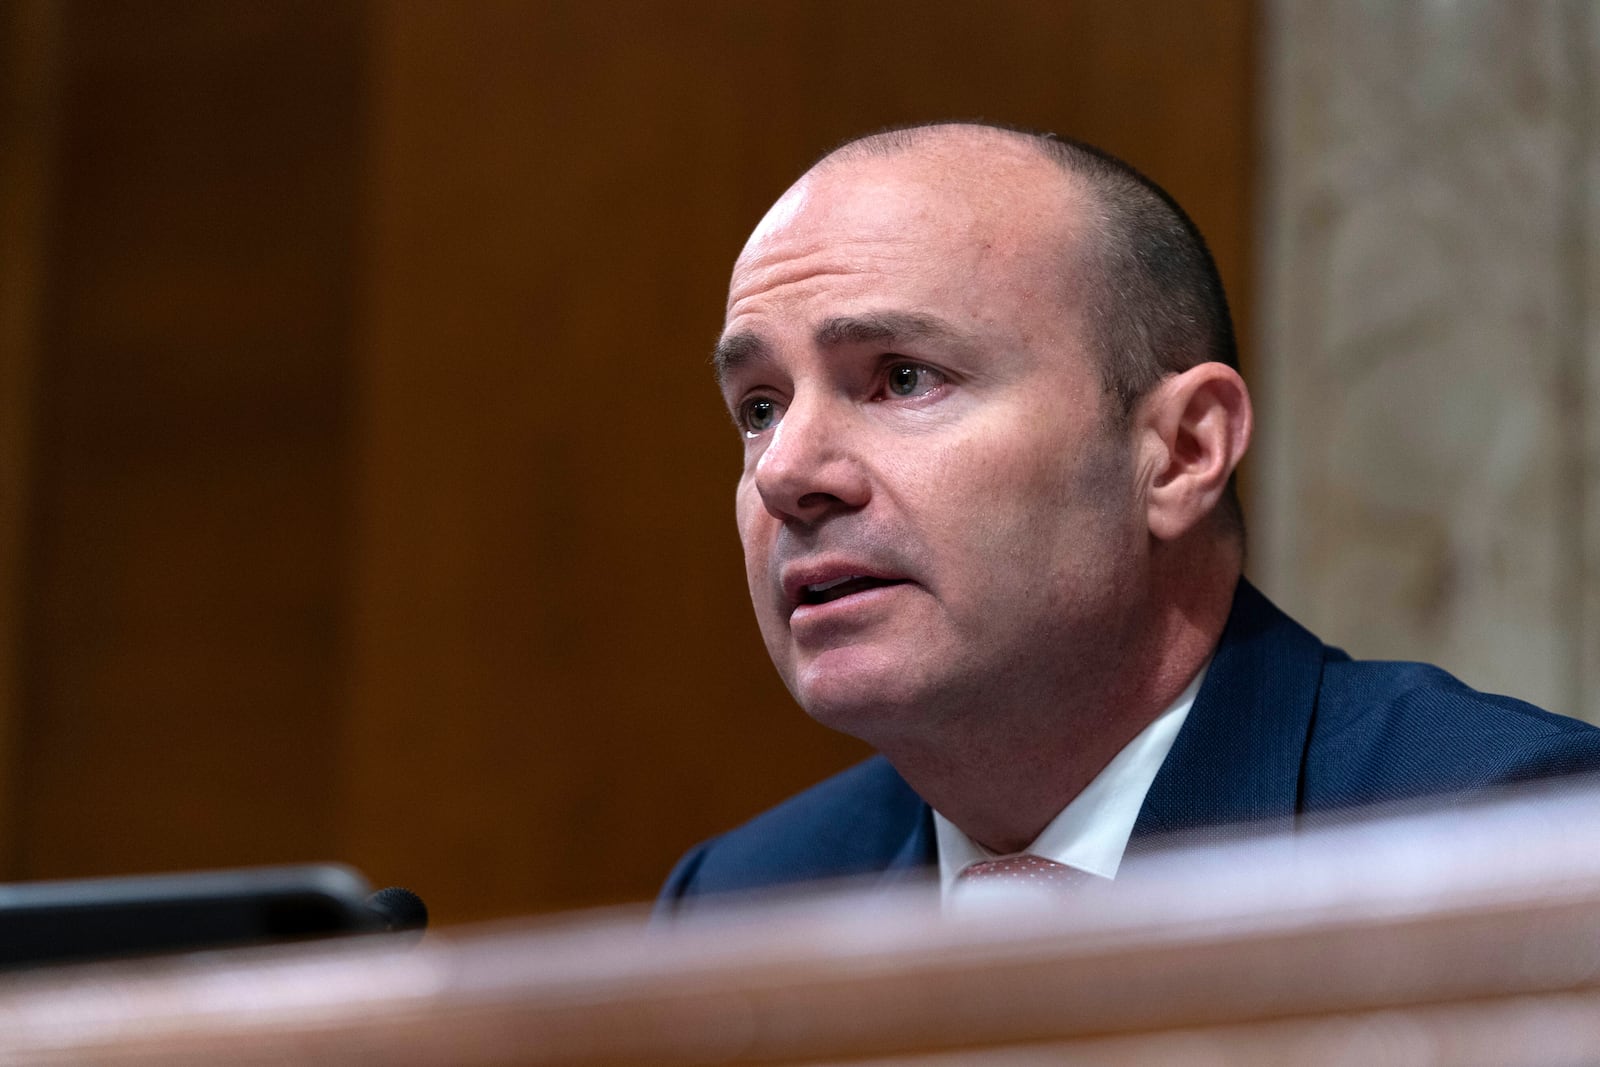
top-left (772, 619), bottom-right (976, 736)
top-left (791, 660), bottom-right (937, 745)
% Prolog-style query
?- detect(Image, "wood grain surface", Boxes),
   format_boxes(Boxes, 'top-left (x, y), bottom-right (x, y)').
top-left (0, 0), bottom-right (1255, 922)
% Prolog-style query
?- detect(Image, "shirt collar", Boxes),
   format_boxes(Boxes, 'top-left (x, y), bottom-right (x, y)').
top-left (934, 663), bottom-right (1207, 900)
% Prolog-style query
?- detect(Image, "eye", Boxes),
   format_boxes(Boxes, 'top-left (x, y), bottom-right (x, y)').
top-left (738, 396), bottom-right (783, 436)
top-left (884, 362), bottom-right (942, 398)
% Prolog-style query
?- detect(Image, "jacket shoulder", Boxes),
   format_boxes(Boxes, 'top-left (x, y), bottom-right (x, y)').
top-left (1305, 657), bottom-right (1600, 808)
top-left (657, 756), bottom-right (927, 911)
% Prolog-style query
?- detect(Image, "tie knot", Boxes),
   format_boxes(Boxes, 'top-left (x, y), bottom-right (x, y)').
top-left (957, 853), bottom-right (1091, 889)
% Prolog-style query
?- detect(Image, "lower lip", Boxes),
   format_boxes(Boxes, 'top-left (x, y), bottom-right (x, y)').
top-left (789, 583), bottom-right (912, 632)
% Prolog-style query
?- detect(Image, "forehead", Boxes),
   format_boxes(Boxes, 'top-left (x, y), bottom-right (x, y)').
top-left (725, 145), bottom-right (1092, 333)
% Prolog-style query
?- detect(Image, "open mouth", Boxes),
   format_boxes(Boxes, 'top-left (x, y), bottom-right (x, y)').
top-left (800, 575), bottom-right (909, 606)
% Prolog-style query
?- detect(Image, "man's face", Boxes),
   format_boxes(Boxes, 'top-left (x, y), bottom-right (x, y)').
top-left (716, 147), bottom-right (1149, 747)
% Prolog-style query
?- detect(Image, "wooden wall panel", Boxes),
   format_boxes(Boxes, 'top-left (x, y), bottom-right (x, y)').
top-left (0, 0), bottom-right (59, 877)
top-left (345, 1), bottom-right (1256, 921)
top-left (13, 2), bottom-right (366, 877)
top-left (3, 0), bottom-right (1254, 922)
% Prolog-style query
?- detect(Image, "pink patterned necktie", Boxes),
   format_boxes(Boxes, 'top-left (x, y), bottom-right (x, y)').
top-left (957, 853), bottom-right (1092, 890)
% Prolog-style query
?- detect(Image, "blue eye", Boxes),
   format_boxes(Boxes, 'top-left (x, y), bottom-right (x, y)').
top-left (887, 363), bottom-right (938, 397)
top-left (741, 397), bottom-right (781, 434)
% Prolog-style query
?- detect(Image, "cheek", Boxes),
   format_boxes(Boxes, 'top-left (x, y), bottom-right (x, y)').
top-left (735, 481), bottom-right (783, 621)
top-left (914, 427), bottom-right (1135, 570)
top-left (911, 431), bottom-right (1068, 528)
top-left (734, 477), bottom-right (765, 555)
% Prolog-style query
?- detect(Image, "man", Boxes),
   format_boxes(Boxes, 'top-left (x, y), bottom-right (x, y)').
top-left (659, 122), bottom-right (1600, 910)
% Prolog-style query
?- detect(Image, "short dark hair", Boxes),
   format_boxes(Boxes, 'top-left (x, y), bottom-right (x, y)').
top-left (817, 121), bottom-right (1245, 539)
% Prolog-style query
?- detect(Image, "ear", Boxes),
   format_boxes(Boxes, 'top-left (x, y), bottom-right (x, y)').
top-left (1135, 363), bottom-right (1253, 542)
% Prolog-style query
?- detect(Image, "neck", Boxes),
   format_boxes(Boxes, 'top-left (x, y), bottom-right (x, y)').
top-left (882, 546), bottom-right (1240, 854)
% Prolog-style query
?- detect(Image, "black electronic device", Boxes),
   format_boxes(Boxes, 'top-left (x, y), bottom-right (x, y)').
top-left (0, 864), bottom-right (426, 969)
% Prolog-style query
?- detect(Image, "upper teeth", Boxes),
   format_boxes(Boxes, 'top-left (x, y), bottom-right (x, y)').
top-left (808, 575), bottom-right (861, 593)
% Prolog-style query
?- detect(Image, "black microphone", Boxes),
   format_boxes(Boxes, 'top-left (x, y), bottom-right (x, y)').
top-left (364, 886), bottom-right (428, 939)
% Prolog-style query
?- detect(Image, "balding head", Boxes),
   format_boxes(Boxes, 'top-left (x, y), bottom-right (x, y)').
top-left (716, 123), bottom-right (1253, 840)
top-left (796, 123), bottom-right (1245, 536)
top-left (813, 122), bottom-right (1238, 409)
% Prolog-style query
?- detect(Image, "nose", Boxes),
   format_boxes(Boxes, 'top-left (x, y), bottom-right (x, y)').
top-left (753, 395), bottom-right (870, 524)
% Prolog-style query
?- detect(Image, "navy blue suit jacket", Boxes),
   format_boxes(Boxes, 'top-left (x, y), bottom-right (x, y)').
top-left (660, 581), bottom-right (1600, 910)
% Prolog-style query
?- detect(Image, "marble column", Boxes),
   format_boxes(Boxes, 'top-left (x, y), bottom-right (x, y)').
top-left (1255, 1), bottom-right (1599, 721)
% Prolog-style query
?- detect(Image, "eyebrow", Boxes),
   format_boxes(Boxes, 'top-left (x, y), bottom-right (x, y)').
top-left (710, 332), bottom-right (771, 385)
top-left (815, 311), bottom-right (968, 350)
top-left (712, 311), bottom-right (971, 384)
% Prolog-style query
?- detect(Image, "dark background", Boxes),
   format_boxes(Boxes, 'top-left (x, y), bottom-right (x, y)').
top-left (0, 0), bottom-right (1254, 924)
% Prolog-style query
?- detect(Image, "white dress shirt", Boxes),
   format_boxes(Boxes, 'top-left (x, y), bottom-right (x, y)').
top-left (935, 664), bottom-right (1207, 904)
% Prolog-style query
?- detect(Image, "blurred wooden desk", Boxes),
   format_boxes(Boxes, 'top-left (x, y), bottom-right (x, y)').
top-left (6, 785), bottom-right (1600, 1065)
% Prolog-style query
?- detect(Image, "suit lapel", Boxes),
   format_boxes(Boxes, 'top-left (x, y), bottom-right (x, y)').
top-left (876, 802), bottom-right (936, 886)
top-left (1130, 579), bottom-right (1325, 847)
